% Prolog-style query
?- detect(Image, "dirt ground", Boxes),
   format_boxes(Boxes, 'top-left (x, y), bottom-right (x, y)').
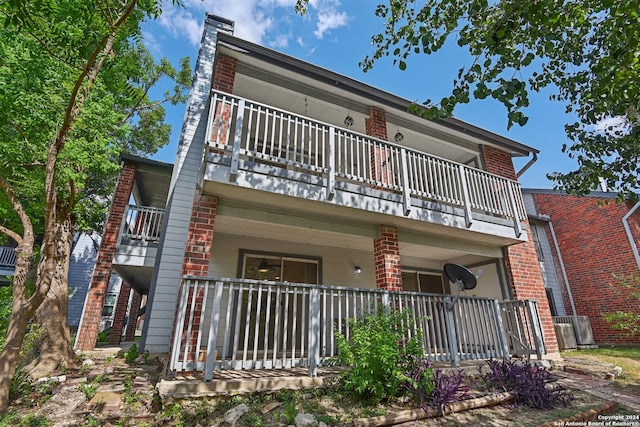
top-left (2, 351), bottom-right (639, 427)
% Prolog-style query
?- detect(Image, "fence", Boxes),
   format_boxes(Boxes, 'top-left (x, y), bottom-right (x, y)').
top-left (207, 90), bottom-right (526, 235)
top-left (170, 277), bottom-right (545, 380)
top-left (118, 205), bottom-right (165, 245)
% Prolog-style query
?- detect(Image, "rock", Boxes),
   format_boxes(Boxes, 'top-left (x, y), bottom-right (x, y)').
top-left (35, 389), bottom-right (86, 423)
top-left (82, 359), bottom-right (96, 369)
top-left (295, 413), bottom-right (318, 427)
top-left (224, 403), bottom-right (248, 425)
top-left (318, 422), bottom-right (328, 427)
top-left (261, 401), bottom-right (283, 414)
top-left (36, 375), bottom-right (66, 384)
top-left (606, 366), bottom-right (623, 379)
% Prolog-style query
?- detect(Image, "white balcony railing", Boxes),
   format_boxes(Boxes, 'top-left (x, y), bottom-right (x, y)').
top-left (207, 90), bottom-right (526, 236)
top-left (117, 205), bottom-right (165, 245)
top-left (170, 277), bottom-right (546, 380)
top-left (0, 246), bottom-right (16, 268)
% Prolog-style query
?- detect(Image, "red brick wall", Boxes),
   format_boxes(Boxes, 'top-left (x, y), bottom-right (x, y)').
top-left (109, 280), bottom-right (132, 345)
top-left (212, 54), bottom-right (237, 92)
top-left (374, 225), bottom-right (403, 291)
top-left (76, 163), bottom-right (136, 351)
top-left (365, 106), bottom-right (388, 140)
top-left (533, 193), bottom-right (640, 344)
top-left (210, 54), bottom-right (238, 149)
top-left (482, 145), bottom-right (517, 180)
top-left (483, 145), bottom-right (559, 353)
top-left (125, 290), bottom-right (143, 342)
top-left (178, 193), bottom-right (218, 362)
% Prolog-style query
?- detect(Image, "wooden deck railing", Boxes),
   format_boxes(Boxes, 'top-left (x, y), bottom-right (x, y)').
top-left (206, 90), bottom-right (526, 236)
top-left (117, 205), bottom-right (165, 246)
top-left (0, 246), bottom-right (16, 268)
top-left (169, 277), bottom-right (546, 380)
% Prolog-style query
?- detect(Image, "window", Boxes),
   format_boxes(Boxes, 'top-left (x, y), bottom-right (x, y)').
top-left (242, 254), bottom-right (319, 284)
top-left (402, 271), bottom-right (445, 294)
top-left (545, 288), bottom-right (558, 316)
top-left (102, 293), bottom-right (118, 317)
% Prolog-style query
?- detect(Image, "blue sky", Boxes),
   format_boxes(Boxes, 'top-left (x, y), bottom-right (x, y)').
top-left (143, 0), bottom-right (581, 189)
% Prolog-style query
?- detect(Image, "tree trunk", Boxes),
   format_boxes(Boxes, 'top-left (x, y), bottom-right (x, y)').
top-left (27, 216), bottom-right (76, 379)
top-left (0, 228), bottom-right (35, 413)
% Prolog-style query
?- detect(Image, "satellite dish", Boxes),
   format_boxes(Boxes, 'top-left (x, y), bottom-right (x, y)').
top-left (443, 263), bottom-right (477, 290)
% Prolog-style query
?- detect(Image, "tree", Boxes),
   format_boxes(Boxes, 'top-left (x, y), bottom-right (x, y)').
top-left (298, 0), bottom-right (640, 198)
top-left (0, 0), bottom-right (188, 412)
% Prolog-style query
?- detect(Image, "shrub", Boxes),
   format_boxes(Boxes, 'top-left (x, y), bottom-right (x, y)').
top-left (336, 308), bottom-right (424, 404)
top-left (403, 359), bottom-right (473, 414)
top-left (124, 343), bottom-right (139, 364)
top-left (479, 359), bottom-right (574, 409)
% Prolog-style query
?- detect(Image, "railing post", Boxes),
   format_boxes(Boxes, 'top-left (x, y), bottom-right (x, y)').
top-left (308, 288), bottom-right (320, 377)
top-left (400, 148), bottom-right (412, 216)
top-left (116, 204), bottom-right (130, 249)
top-left (493, 300), bottom-right (511, 360)
top-left (459, 165), bottom-right (473, 228)
top-left (444, 297), bottom-right (460, 367)
top-left (326, 127), bottom-right (336, 201)
top-left (229, 99), bottom-right (245, 183)
top-left (525, 300), bottom-right (546, 360)
top-left (205, 280), bottom-right (224, 381)
top-left (170, 278), bottom-right (191, 372)
top-left (507, 182), bottom-right (523, 237)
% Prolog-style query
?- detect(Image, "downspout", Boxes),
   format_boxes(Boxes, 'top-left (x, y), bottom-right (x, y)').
top-left (516, 152), bottom-right (538, 178)
top-left (622, 201), bottom-right (640, 270)
top-left (547, 221), bottom-right (578, 316)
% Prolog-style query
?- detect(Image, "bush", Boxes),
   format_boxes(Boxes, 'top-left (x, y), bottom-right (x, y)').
top-left (479, 359), bottom-right (574, 409)
top-left (403, 359), bottom-right (473, 414)
top-left (336, 308), bottom-right (424, 404)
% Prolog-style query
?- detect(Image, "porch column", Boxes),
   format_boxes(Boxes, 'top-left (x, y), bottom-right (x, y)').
top-left (108, 279), bottom-right (132, 345)
top-left (482, 145), bottom-right (559, 355)
top-left (209, 54), bottom-right (238, 151)
top-left (374, 225), bottom-right (403, 291)
top-left (366, 106), bottom-right (394, 186)
top-left (125, 290), bottom-right (143, 342)
top-left (175, 192), bottom-right (219, 363)
top-left (76, 162), bottom-right (136, 351)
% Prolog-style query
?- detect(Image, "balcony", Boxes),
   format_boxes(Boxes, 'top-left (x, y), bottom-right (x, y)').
top-left (113, 204), bottom-right (165, 292)
top-left (169, 277), bottom-right (546, 379)
top-left (0, 246), bottom-right (16, 282)
top-left (204, 90), bottom-right (527, 242)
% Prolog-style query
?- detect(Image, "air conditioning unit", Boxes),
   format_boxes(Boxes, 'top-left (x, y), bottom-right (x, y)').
top-left (553, 316), bottom-right (595, 346)
top-left (554, 323), bottom-right (577, 350)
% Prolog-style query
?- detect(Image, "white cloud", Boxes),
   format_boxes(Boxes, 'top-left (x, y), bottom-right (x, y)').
top-left (156, 0), bottom-right (349, 47)
top-left (592, 116), bottom-right (629, 134)
top-left (313, 9), bottom-right (348, 39)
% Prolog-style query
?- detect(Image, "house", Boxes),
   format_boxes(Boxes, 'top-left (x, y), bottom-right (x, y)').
top-left (0, 243), bottom-right (17, 286)
top-left (523, 188), bottom-right (640, 346)
top-left (75, 14), bottom-right (560, 377)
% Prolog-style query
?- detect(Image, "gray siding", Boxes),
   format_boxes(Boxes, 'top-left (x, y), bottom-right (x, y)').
top-left (141, 15), bottom-right (234, 353)
top-left (531, 222), bottom-right (567, 316)
top-left (68, 233), bottom-right (100, 328)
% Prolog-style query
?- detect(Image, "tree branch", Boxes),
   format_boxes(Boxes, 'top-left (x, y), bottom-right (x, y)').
top-left (0, 176), bottom-right (32, 246)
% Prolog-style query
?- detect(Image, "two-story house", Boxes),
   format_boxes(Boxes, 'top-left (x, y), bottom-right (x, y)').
top-left (75, 14), bottom-right (559, 378)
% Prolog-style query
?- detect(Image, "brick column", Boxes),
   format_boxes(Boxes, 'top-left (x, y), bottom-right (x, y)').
top-left (365, 106), bottom-right (395, 186)
top-left (176, 193), bottom-right (219, 362)
top-left (125, 290), bottom-right (143, 342)
top-left (374, 225), bottom-right (403, 291)
top-left (482, 145), bottom-right (559, 354)
top-left (76, 163), bottom-right (136, 351)
top-left (108, 279), bottom-right (132, 345)
top-left (209, 54), bottom-right (238, 151)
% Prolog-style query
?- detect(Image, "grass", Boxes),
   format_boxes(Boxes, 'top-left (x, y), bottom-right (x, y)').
top-left (562, 346), bottom-right (640, 395)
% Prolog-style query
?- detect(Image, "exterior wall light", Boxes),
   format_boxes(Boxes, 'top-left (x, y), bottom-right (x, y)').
top-left (354, 266), bottom-right (362, 275)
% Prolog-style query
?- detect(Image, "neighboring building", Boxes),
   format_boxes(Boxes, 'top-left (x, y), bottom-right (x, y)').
top-left (0, 243), bottom-right (17, 285)
top-left (524, 188), bottom-right (640, 345)
top-left (76, 14), bottom-right (560, 376)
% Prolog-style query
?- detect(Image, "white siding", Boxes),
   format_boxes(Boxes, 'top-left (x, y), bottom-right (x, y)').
top-left (68, 233), bottom-right (100, 328)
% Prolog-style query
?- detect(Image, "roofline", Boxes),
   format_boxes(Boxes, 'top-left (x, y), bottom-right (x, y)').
top-left (215, 32), bottom-right (539, 157)
top-left (521, 188), bottom-right (617, 199)
top-left (120, 154), bottom-right (173, 171)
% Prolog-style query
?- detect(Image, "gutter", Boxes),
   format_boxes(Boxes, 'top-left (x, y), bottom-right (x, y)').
top-left (622, 201), bottom-right (640, 270)
top-left (547, 221), bottom-right (578, 316)
top-left (516, 152), bottom-right (538, 178)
